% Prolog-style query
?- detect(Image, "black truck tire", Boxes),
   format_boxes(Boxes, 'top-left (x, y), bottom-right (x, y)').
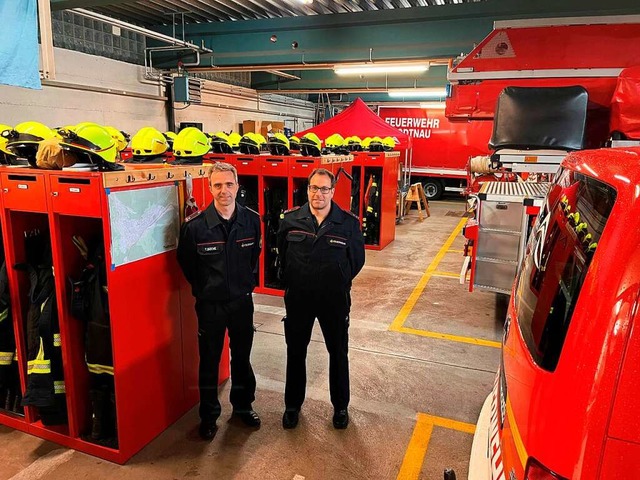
top-left (422, 178), bottom-right (444, 200)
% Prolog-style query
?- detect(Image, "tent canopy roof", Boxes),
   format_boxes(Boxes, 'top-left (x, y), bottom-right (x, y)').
top-left (296, 98), bottom-right (412, 149)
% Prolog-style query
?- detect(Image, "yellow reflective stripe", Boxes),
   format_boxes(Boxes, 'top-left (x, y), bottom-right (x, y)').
top-left (87, 363), bottom-right (114, 375)
top-left (13, 351), bottom-right (18, 361)
top-left (40, 297), bottom-right (48, 313)
top-left (27, 338), bottom-right (51, 374)
top-left (0, 351), bottom-right (13, 365)
top-left (54, 381), bottom-right (66, 394)
top-left (0, 308), bottom-right (8, 322)
top-left (27, 360), bottom-right (51, 374)
top-left (53, 333), bottom-right (62, 347)
top-left (367, 206), bottom-right (373, 212)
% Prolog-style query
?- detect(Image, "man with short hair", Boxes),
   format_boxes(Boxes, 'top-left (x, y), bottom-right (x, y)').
top-left (177, 162), bottom-right (261, 440)
top-left (277, 168), bottom-right (365, 430)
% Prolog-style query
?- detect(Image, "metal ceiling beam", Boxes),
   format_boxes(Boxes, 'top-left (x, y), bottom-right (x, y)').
top-left (139, 0), bottom-right (211, 23)
top-left (73, 8), bottom-right (212, 50)
top-left (240, 0), bottom-right (281, 19)
top-left (88, 4), bottom-right (170, 25)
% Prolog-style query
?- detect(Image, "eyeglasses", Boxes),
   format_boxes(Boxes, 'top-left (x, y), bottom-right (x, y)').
top-left (308, 185), bottom-right (333, 194)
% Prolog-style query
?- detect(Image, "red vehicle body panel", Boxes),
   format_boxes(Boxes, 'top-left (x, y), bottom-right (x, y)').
top-left (379, 107), bottom-right (492, 180)
top-left (446, 18), bottom-right (640, 149)
top-left (496, 147), bottom-right (640, 479)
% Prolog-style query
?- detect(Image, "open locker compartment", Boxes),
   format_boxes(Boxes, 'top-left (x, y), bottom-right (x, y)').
top-left (261, 176), bottom-right (288, 293)
top-left (0, 223), bottom-right (22, 421)
top-left (49, 214), bottom-right (119, 450)
top-left (5, 210), bottom-right (70, 437)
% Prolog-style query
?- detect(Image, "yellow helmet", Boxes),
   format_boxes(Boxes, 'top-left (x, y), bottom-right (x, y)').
top-left (289, 135), bottom-right (301, 151)
top-left (382, 136), bottom-right (396, 151)
top-left (104, 126), bottom-right (129, 152)
top-left (347, 135), bottom-right (363, 152)
top-left (59, 123), bottom-right (122, 171)
top-left (173, 127), bottom-right (210, 164)
top-left (300, 132), bottom-right (322, 157)
top-left (228, 132), bottom-right (242, 151)
top-left (0, 124), bottom-right (13, 155)
top-left (130, 127), bottom-right (168, 158)
top-left (361, 137), bottom-right (373, 150)
top-left (0, 124), bottom-right (16, 164)
top-left (324, 133), bottom-right (349, 155)
top-left (368, 136), bottom-right (384, 152)
top-left (239, 132), bottom-right (261, 155)
top-left (210, 131), bottom-right (234, 154)
top-left (267, 132), bottom-right (290, 156)
top-left (254, 133), bottom-right (267, 149)
top-left (4, 121), bottom-right (56, 167)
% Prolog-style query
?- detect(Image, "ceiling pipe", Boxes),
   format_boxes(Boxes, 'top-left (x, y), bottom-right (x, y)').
top-left (185, 58), bottom-right (451, 74)
top-left (72, 8), bottom-right (212, 53)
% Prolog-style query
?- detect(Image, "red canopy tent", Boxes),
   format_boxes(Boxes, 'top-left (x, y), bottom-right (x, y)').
top-left (296, 98), bottom-right (413, 150)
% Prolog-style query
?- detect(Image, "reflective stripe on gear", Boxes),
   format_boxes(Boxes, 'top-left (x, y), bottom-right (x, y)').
top-left (54, 380), bottom-right (66, 394)
top-left (0, 351), bottom-right (13, 365)
top-left (0, 308), bottom-right (8, 322)
top-left (27, 338), bottom-right (51, 374)
top-left (53, 333), bottom-right (61, 347)
top-left (87, 363), bottom-right (114, 375)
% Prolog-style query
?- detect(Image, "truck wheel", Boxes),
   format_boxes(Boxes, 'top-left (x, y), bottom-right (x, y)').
top-left (423, 179), bottom-right (443, 200)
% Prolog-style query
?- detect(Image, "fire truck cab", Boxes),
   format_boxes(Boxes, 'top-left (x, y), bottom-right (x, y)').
top-left (469, 146), bottom-right (640, 479)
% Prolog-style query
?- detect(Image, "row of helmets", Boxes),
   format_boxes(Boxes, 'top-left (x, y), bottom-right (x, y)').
top-left (0, 121), bottom-right (130, 171)
top-left (289, 133), bottom-right (397, 157)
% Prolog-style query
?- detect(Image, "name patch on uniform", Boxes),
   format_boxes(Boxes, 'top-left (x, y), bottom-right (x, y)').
top-left (198, 243), bottom-right (223, 255)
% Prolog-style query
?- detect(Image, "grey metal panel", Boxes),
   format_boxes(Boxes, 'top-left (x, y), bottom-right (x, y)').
top-left (476, 232), bottom-right (521, 263)
top-left (474, 259), bottom-right (517, 294)
top-left (479, 201), bottom-right (524, 232)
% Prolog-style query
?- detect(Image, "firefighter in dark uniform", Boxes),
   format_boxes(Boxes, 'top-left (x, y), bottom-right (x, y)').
top-left (277, 168), bottom-right (365, 430)
top-left (177, 162), bottom-right (262, 440)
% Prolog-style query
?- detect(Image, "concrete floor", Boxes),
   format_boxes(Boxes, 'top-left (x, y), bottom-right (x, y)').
top-left (0, 199), bottom-right (504, 480)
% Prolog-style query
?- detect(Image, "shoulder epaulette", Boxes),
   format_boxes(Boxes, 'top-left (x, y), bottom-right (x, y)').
top-left (185, 209), bottom-right (204, 223)
top-left (282, 206), bottom-right (301, 215)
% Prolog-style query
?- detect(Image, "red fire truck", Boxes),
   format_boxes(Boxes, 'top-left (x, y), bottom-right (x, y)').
top-left (379, 106), bottom-right (493, 200)
top-left (466, 146), bottom-right (640, 479)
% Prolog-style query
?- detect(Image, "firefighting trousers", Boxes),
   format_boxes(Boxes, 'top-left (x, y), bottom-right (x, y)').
top-left (283, 289), bottom-right (351, 411)
top-left (195, 293), bottom-right (256, 423)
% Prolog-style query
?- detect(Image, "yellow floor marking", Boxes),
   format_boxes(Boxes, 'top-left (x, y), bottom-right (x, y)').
top-left (389, 218), bottom-right (467, 331)
top-left (396, 414), bottom-right (434, 480)
top-left (397, 413), bottom-right (476, 480)
top-left (389, 217), bottom-right (501, 349)
top-left (394, 326), bottom-right (501, 348)
top-left (432, 271), bottom-right (461, 278)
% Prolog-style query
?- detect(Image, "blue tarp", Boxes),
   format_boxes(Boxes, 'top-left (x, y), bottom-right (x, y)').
top-left (0, 0), bottom-right (41, 90)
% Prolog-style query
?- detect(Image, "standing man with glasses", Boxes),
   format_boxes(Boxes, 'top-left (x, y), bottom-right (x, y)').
top-left (177, 162), bottom-right (261, 441)
top-left (277, 168), bottom-right (365, 430)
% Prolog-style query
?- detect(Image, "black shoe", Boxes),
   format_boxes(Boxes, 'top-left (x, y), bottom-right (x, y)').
top-left (198, 422), bottom-right (218, 440)
top-left (282, 409), bottom-right (299, 429)
top-left (233, 410), bottom-right (261, 428)
top-left (333, 409), bottom-right (349, 429)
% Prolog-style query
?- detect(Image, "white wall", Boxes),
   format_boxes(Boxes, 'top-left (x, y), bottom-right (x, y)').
top-left (0, 47), bottom-right (315, 135)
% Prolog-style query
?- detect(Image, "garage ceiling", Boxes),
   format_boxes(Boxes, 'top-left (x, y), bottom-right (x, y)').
top-left (51, 0), bottom-right (486, 26)
top-left (50, 0), bottom-right (640, 99)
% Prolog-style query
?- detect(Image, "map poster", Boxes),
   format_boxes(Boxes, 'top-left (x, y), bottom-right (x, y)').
top-left (107, 184), bottom-right (180, 268)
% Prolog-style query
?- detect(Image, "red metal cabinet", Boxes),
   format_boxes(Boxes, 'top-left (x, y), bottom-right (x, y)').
top-left (0, 172), bottom-right (48, 212)
top-left (49, 174), bottom-right (102, 218)
top-left (0, 165), bottom-right (224, 464)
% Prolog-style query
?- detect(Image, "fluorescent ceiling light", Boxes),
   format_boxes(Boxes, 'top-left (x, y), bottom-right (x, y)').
top-left (419, 102), bottom-right (446, 109)
top-left (388, 87), bottom-right (447, 98)
top-left (334, 63), bottom-right (429, 76)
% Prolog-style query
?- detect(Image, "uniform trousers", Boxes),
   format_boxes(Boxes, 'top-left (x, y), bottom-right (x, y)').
top-left (196, 293), bottom-right (256, 423)
top-left (283, 289), bottom-right (350, 411)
